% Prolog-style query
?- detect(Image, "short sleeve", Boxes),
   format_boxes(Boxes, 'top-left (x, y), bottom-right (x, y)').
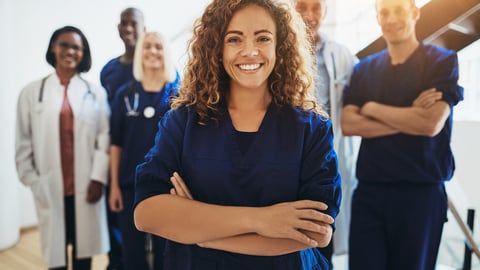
top-left (429, 51), bottom-right (464, 107)
top-left (343, 64), bottom-right (365, 108)
top-left (134, 107), bottom-right (188, 209)
top-left (297, 114), bottom-right (341, 220)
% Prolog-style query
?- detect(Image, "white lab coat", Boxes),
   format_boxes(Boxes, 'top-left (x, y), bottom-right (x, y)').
top-left (15, 73), bottom-right (110, 268)
top-left (318, 34), bottom-right (360, 255)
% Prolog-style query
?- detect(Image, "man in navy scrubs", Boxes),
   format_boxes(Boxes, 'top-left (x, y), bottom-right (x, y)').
top-left (341, 0), bottom-right (463, 269)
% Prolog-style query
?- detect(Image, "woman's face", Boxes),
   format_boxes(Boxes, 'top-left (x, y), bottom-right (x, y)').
top-left (142, 34), bottom-right (165, 72)
top-left (222, 4), bottom-right (276, 92)
top-left (51, 32), bottom-right (84, 72)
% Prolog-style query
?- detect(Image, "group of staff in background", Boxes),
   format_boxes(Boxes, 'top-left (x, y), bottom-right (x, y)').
top-left (14, 0), bottom-right (463, 269)
top-left (15, 6), bottom-right (178, 270)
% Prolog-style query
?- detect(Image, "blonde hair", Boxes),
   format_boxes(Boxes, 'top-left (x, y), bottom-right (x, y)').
top-left (133, 32), bottom-right (177, 82)
top-left (172, 0), bottom-right (320, 125)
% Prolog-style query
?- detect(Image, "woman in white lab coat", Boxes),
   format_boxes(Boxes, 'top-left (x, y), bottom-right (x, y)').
top-left (15, 26), bottom-right (110, 270)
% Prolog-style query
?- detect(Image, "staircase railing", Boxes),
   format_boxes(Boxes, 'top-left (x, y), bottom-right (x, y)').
top-left (447, 197), bottom-right (480, 261)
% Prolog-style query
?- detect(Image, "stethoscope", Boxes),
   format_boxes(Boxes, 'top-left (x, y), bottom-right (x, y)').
top-left (38, 74), bottom-right (95, 103)
top-left (123, 81), bottom-right (159, 119)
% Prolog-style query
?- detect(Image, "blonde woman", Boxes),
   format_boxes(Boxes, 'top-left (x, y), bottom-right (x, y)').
top-left (109, 31), bottom-right (179, 269)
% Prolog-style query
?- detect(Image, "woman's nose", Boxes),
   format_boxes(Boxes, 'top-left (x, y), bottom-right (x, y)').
top-left (241, 41), bottom-right (259, 57)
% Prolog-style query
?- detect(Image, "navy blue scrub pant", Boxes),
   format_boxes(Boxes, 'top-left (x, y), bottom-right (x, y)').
top-left (118, 187), bottom-right (165, 270)
top-left (349, 182), bottom-right (448, 270)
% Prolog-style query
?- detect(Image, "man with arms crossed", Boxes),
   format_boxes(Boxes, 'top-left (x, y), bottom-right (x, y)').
top-left (342, 0), bottom-right (463, 269)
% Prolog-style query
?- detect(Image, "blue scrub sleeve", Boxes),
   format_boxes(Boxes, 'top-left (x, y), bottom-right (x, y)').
top-left (134, 107), bottom-right (186, 209)
top-left (428, 52), bottom-right (464, 107)
top-left (342, 64), bottom-right (366, 108)
top-left (297, 115), bottom-right (341, 221)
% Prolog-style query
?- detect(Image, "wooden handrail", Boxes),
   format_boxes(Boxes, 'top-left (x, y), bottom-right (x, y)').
top-left (447, 197), bottom-right (480, 260)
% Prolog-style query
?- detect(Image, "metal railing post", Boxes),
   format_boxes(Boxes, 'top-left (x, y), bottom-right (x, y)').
top-left (462, 209), bottom-right (475, 270)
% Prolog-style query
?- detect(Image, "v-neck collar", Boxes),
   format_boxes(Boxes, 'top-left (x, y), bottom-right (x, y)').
top-left (225, 103), bottom-right (274, 165)
top-left (387, 42), bottom-right (423, 68)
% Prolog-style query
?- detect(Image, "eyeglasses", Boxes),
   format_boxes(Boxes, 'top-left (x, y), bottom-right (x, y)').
top-left (56, 41), bottom-right (84, 52)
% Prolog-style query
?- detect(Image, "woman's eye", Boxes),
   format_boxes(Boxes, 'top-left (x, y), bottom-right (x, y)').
top-left (258, 36), bottom-right (271, 42)
top-left (226, 37), bottom-right (240, 43)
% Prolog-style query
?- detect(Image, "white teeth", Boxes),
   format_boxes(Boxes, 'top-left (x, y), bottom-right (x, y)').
top-left (239, 64), bottom-right (260, 71)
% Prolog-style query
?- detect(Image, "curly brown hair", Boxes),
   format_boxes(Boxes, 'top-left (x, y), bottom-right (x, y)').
top-left (172, 0), bottom-right (319, 125)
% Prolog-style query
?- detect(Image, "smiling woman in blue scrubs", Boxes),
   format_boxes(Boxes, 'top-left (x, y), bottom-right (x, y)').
top-left (133, 0), bottom-right (341, 269)
top-left (109, 31), bottom-right (179, 269)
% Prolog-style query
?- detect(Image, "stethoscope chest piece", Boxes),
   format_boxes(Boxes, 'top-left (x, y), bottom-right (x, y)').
top-left (143, 106), bottom-right (155, 118)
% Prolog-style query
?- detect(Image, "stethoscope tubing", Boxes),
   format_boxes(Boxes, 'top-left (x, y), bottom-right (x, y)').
top-left (37, 74), bottom-right (95, 103)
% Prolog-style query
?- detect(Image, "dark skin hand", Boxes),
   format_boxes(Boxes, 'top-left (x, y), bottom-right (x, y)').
top-left (86, 180), bottom-right (104, 203)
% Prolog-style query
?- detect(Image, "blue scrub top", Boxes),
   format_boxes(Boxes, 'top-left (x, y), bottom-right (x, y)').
top-left (100, 57), bottom-right (134, 104)
top-left (343, 43), bottom-right (464, 184)
top-left (135, 104), bottom-right (341, 269)
top-left (110, 79), bottom-right (179, 188)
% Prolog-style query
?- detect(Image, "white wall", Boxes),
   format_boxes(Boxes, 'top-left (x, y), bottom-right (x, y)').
top-left (0, 0), bottom-right (211, 251)
top-left (451, 121), bottom-right (480, 209)
top-left (0, 0), bottom-right (20, 251)
top-left (439, 121), bottom-right (480, 268)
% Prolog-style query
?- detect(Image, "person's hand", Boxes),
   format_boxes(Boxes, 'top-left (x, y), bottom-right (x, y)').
top-left (169, 172), bottom-right (332, 247)
top-left (170, 172), bottom-right (194, 200)
top-left (254, 200), bottom-right (334, 247)
top-left (109, 185), bottom-right (123, 212)
top-left (412, 88), bottom-right (442, 109)
top-left (170, 173), bottom-right (209, 247)
top-left (359, 101), bottom-right (376, 116)
top-left (300, 221), bottom-right (333, 248)
top-left (86, 180), bottom-right (104, 204)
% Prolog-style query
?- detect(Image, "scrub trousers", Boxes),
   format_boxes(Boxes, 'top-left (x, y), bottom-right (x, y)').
top-left (118, 187), bottom-right (165, 270)
top-left (349, 182), bottom-right (448, 270)
top-left (50, 196), bottom-right (91, 270)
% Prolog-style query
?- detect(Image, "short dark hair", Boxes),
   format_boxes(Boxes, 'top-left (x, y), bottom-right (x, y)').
top-left (45, 26), bottom-right (92, 72)
top-left (121, 7), bottom-right (144, 20)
